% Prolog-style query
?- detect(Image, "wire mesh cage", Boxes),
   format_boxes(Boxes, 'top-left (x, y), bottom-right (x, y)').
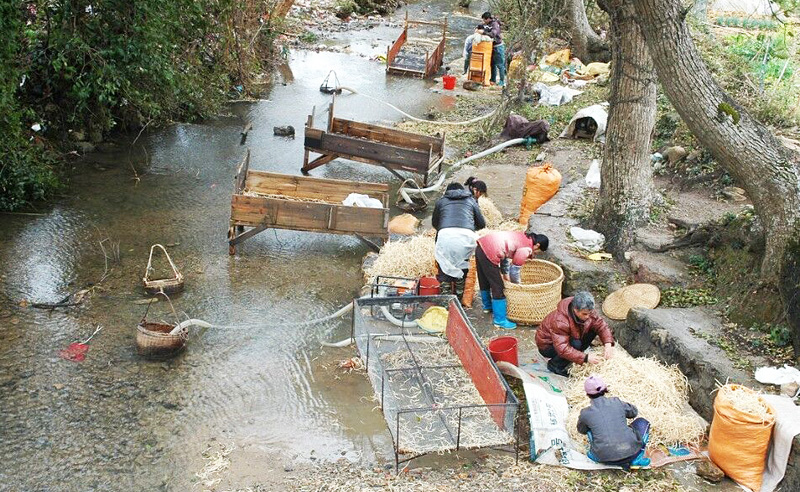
top-left (352, 295), bottom-right (519, 467)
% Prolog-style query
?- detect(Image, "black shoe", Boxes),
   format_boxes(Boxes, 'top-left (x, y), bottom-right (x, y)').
top-left (546, 359), bottom-right (570, 377)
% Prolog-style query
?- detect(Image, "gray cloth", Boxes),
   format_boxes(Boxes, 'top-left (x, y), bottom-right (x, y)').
top-left (435, 228), bottom-right (478, 279)
top-left (432, 188), bottom-right (486, 231)
top-left (577, 397), bottom-right (642, 462)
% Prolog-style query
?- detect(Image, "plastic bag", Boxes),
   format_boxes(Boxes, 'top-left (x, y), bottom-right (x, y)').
top-left (708, 385), bottom-right (775, 491)
top-left (569, 227), bottom-right (605, 252)
top-left (518, 163), bottom-right (562, 225)
top-left (585, 159), bottom-right (601, 188)
top-left (343, 193), bottom-right (383, 208)
top-left (388, 213), bottom-right (420, 235)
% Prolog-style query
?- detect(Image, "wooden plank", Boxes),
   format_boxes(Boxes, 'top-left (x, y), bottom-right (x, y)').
top-left (229, 224), bottom-right (268, 246)
top-left (231, 195), bottom-right (388, 238)
top-left (387, 28), bottom-right (407, 67)
top-left (318, 133), bottom-right (430, 172)
top-left (244, 170), bottom-right (389, 200)
top-left (405, 19), bottom-right (447, 27)
top-left (234, 149), bottom-right (250, 194)
top-left (300, 152), bottom-right (338, 173)
top-left (331, 118), bottom-right (443, 151)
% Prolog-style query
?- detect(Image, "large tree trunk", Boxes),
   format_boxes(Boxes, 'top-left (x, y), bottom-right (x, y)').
top-left (632, 0), bottom-right (800, 360)
top-left (565, 0), bottom-right (610, 62)
top-left (591, 0), bottom-right (657, 256)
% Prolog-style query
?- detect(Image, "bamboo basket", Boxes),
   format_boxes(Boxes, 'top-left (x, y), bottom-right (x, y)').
top-left (504, 259), bottom-right (564, 325)
top-left (136, 292), bottom-right (187, 359)
top-left (142, 244), bottom-right (184, 295)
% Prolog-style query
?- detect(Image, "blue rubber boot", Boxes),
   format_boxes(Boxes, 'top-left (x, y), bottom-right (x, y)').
top-left (629, 450), bottom-right (651, 468)
top-left (491, 298), bottom-right (517, 329)
top-left (480, 290), bottom-right (492, 314)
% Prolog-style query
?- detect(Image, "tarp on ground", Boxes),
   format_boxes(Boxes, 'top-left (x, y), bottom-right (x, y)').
top-left (533, 82), bottom-right (583, 106)
top-left (500, 114), bottom-right (550, 142)
top-left (560, 104), bottom-right (608, 143)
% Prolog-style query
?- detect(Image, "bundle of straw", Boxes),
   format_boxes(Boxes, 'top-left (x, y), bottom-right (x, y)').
top-left (716, 384), bottom-right (773, 422)
top-left (478, 196), bottom-right (503, 228)
top-left (364, 235), bottom-right (437, 281)
top-left (565, 349), bottom-right (706, 448)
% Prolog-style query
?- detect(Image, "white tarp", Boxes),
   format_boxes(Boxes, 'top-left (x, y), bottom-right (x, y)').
top-left (343, 193), bottom-right (383, 208)
top-left (533, 82), bottom-right (583, 107)
top-left (560, 104), bottom-right (608, 143)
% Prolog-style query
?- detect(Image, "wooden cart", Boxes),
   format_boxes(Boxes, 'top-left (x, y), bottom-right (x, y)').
top-left (302, 97), bottom-right (445, 186)
top-left (386, 12), bottom-right (447, 79)
top-left (229, 150), bottom-right (390, 255)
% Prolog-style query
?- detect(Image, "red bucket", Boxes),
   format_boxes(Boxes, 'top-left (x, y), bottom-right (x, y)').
top-left (418, 276), bottom-right (440, 295)
top-left (442, 75), bottom-right (456, 90)
top-left (488, 336), bottom-right (518, 366)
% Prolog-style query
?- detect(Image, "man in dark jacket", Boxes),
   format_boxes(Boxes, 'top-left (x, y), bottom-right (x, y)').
top-left (577, 375), bottom-right (651, 468)
top-left (481, 11), bottom-right (505, 87)
top-left (432, 183), bottom-right (486, 298)
top-left (535, 291), bottom-right (614, 376)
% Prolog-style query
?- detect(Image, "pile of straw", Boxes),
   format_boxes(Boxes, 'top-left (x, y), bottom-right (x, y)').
top-left (478, 196), bottom-right (503, 228)
top-left (565, 350), bottom-right (706, 448)
top-left (364, 235), bottom-right (436, 281)
top-left (242, 190), bottom-right (327, 203)
top-left (717, 384), bottom-right (773, 422)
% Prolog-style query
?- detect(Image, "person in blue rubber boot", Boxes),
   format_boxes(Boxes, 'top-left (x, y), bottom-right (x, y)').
top-left (578, 375), bottom-right (651, 469)
top-left (474, 228), bottom-right (548, 329)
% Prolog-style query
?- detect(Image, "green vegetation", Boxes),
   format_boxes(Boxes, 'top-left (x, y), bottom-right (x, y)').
top-left (660, 288), bottom-right (718, 308)
top-left (715, 17), bottom-right (778, 30)
top-left (1, 0), bottom-right (284, 211)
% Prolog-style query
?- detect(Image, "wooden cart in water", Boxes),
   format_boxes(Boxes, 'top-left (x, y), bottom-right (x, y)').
top-left (386, 12), bottom-right (447, 79)
top-left (302, 97), bottom-right (446, 186)
top-left (229, 150), bottom-right (390, 255)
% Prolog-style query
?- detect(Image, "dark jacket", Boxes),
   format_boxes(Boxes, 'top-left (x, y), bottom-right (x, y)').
top-left (484, 18), bottom-right (502, 45)
top-left (535, 297), bottom-right (614, 364)
top-left (432, 188), bottom-right (486, 232)
top-left (577, 396), bottom-right (642, 463)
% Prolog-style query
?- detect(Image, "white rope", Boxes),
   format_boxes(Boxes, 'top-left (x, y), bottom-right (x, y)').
top-left (337, 86), bottom-right (499, 126)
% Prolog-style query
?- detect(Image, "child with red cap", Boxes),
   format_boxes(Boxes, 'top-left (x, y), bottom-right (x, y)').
top-left (577, 375), bottom-right (651, 468)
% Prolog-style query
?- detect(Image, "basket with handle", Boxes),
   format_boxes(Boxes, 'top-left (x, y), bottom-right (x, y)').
top-left (142, 244), bottom-right (184, 295)
top-left (136, 291), bottom-right (188, 359)
top-left (504, 259), bottom-right (564, 325)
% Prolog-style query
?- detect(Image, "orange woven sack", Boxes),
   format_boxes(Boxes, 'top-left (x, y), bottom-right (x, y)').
top-left (708, 384), bottom-right (775, 491)
top-left (518, 163), bottom-right (562, 225)
top-left (461, 256), bottom-right (478, 307)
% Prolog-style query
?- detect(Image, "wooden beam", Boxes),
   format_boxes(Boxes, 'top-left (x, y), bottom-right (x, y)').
top-left (300, 152), bottom-right (339, 174)
top-left (229, 224), bottom-right (269, 246)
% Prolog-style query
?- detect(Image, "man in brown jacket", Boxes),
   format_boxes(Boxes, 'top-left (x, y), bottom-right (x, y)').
top-left (535, 291), bottom-right (615, 376)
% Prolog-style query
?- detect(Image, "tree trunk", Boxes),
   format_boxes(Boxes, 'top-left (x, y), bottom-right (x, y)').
top-left (632, 0), bottom-right (800, 359)
top-left (591, 0), bottom-right (657, 256)
top-left (565, 0), bottom-right (610, 63)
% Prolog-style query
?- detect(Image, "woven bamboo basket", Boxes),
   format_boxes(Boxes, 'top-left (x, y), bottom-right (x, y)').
top-left (504, 259), bottom-right (564, 325)
top-left (143, 244), bottom-right (184, 295)
top-left (136, 322), bottom-right (188, 359)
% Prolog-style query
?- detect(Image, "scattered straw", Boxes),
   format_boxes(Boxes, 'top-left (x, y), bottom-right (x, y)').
top-left (196, 441), bottom-right (235, 488)
top-left (716, 384), bottom-right (773, 422)
top-left (565, 350), bottom-right (705, 448)
top-left (242, 190), bottom-right (328, 203)
top-left (478, 196), bottom-right (503, 228)
top-left (365, 235), bottom-right (436, 281)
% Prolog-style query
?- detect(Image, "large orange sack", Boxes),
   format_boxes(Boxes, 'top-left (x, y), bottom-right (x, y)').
top-left (518, 163), bottom-right (562, 225)
top-left (708, 384), bottom-right (775, 491)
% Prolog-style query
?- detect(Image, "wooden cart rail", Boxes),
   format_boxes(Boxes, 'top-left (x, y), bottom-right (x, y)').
top-left (302, 97), bottom-right (445, 185)
top-left (386, 12), bottom-right (447, 79)
top-left (229, 150), bottom-right (389, 255)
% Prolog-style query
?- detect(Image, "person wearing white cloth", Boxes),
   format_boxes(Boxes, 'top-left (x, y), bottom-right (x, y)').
top-left (432, 183), bottom-right (486, 300)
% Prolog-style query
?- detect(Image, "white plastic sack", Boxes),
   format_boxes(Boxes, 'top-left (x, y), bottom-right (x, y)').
top-left (755, 365), bottom-right (800, 386)
top-left (342, 193), bottom-right (383, 209)
top-left (533, 82), bottom-right (583, 106)
top-left (585, 159), bottom-right (601, 188)
top-left (569, 226), bottom-right (605, 252)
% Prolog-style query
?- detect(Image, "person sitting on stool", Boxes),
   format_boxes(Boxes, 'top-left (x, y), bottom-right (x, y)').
top-left (535, 291), bottom-right (614, 376)
top-left (578, 375), bottom-right (651, 468)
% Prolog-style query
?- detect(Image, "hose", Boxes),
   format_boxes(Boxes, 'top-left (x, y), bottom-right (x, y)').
top-left (379, 305), bottom-right (418, 328)
top-left (399, 138), bottom-right (527, 204)
top-left (321, 334), bottom-right (446, 348)
top-left (337, 86), bottom-right (498, 126)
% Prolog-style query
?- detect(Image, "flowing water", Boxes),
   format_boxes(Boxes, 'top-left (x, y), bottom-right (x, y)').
top-left (0, 2), bottom-right (489, 490)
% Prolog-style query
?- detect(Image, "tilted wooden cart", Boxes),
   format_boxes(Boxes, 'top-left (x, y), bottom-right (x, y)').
top-left (302, 97), bottom-right (446, 186)
top-left (229, 150), bottom-right (390, 255)
top-left (386, 12), bottom-right (447, 79)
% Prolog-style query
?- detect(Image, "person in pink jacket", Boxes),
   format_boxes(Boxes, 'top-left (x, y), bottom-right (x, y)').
top-left (475, 228), bottom-right (549, 329)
